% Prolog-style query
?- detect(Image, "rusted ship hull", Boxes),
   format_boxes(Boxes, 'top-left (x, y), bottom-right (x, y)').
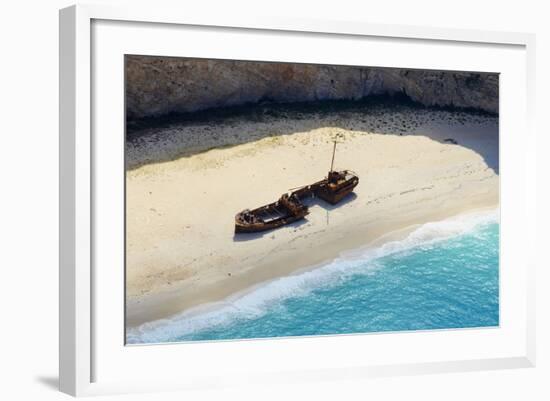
top-left (235, 170), bottom-right (359, 234)
top-left (315, 177), bottom-right (359, 205)
top-left (235, 212), bottom-right (308, 233)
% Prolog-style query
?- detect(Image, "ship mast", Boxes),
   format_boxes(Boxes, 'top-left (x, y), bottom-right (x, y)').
top-left (330, 140), bottom-right (337, 172)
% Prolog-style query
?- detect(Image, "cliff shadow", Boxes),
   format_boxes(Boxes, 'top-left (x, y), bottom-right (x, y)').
top-left (126, 96), bottom-right (499, 176)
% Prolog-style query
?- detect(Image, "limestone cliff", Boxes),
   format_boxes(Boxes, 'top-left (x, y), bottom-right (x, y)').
top-left (126, 56), bottom-right (498, 120)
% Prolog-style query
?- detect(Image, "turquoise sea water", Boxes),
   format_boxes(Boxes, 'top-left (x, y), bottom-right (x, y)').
top-left (128, 211), bottom-right (499, 344)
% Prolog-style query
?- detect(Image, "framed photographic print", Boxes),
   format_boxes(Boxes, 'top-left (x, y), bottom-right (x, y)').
top-left (59, 4), bottom-right (536, 396)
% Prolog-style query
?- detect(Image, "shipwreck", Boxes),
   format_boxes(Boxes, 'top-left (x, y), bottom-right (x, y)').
top-left (235, 141), bottom-right (359, 233)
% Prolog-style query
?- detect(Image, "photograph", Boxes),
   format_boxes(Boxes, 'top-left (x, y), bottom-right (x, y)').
top-left (124, 56), bottom-right (499, 344)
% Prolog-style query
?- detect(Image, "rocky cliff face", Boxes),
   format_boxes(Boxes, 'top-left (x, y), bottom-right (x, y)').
top-left (126, 56), bottom-right (498, 120)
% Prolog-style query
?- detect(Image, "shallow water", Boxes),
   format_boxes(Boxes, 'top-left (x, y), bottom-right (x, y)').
top-left (128, 211), bottom-right (499, 344)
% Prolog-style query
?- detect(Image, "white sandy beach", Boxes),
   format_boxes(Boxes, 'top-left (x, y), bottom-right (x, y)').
top-left (125, 106), bottom-right (499, 327)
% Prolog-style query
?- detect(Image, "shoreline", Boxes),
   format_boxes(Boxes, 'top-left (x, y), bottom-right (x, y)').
top-left (127, 205), bottom-right (499, 340)
top-left (126, 203), bottom-right (498, 328)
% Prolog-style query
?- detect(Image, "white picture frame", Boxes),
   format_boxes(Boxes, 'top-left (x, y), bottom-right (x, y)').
top-left (59, 3), bottom-right (536, 397)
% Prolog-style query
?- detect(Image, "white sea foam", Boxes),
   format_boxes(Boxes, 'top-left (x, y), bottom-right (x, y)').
top-left (127, 208), bottom-right (499, 344)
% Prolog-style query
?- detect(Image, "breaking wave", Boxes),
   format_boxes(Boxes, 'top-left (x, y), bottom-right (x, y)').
top-left (127, 208), bottom-right (499, 344)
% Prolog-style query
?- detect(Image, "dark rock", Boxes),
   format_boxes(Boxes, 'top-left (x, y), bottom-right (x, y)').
top-left (125, 56), bottom-right (498, 120)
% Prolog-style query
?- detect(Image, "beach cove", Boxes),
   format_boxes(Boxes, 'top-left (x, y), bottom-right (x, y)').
top-left (125, 103), bottom-right (499, 329)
